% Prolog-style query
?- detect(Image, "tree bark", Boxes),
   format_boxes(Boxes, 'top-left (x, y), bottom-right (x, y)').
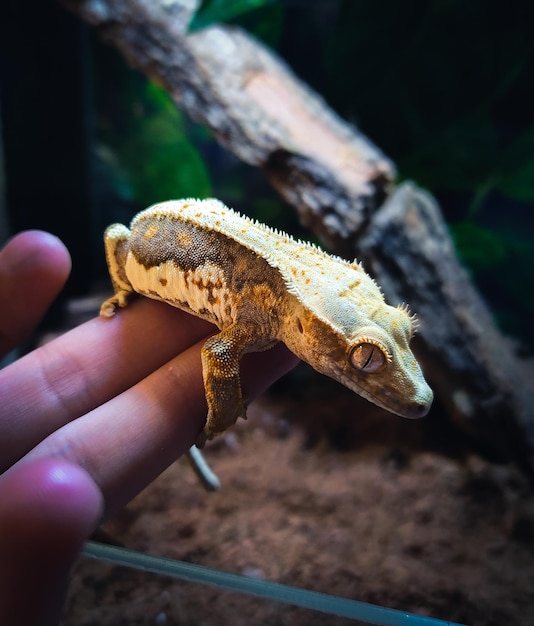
top-left (358, 183), bottom-right (533, 465)
top-left (61, 0), bottom-right (534, 472)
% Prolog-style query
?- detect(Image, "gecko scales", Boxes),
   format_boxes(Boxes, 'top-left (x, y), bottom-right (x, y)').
top-left (101, 198), bottom-right (433, 447)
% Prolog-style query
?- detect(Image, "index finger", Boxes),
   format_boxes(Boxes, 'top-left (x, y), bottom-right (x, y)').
top-left (0, 298), bottom-right (214, 470)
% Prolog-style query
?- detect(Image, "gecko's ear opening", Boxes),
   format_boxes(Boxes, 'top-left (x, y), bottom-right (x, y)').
top-left (349, 342), bottom-right (389, 373)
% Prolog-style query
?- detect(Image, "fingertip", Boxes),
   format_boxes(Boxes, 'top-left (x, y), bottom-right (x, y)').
top-left (0, 458), bottom-right (103, 625)
top-left (0, 231), bottom-right (72, 354)
top-left (0, 457), bottom-right (103, 559)
top-left (34, 458), bottom-right (104, 537)
top-left (2, 230), bottom-right (72, 282)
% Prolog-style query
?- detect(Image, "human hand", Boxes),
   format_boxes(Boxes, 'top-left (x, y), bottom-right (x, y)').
top-left (0, 230), bottom-right (298, 625)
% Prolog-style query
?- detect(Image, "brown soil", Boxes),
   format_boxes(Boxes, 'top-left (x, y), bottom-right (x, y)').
top-left (63, 368), bottom-right (534, 626)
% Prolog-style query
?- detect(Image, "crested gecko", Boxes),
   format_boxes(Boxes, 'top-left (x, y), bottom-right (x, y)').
top-left (101, 198), bottom-right (433, 451)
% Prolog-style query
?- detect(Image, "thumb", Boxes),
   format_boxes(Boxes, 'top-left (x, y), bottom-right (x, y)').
top-left (0, 458), bottom-right (103, 626)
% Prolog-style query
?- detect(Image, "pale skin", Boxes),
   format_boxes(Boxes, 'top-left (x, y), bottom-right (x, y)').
top-left (0, 230), bottom-right (298, 626)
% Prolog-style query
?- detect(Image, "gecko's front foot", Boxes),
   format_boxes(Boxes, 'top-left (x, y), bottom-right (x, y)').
top-left (100, 290), bottom-right (133, 318)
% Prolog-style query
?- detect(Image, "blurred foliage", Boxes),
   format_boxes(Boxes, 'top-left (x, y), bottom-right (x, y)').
top-left (448, 221), bottom-right (507, 274)
top-left (316, 0), bottom-right (534, 347)
top-left (189, 0), bottom-right (278, 32)
top-left (319, 1), bottom-right (534, 198)
top-left (94, 55), bottom-right (211, 209)
top-left (93, 0), bottom-right (533, 347)
top-left (190, 0), bottom-right (285, 49)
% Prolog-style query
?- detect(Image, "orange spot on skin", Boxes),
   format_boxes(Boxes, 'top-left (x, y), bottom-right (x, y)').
top-left (176, 232), bottom-right (193, 247)
top-left (143, 223), bottom-right (159, 239)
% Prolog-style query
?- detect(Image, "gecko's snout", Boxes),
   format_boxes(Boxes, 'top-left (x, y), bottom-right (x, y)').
top-left (403, 388), bottom-right (433, 419)
top-left (409, 400), bottom-right (432, 418)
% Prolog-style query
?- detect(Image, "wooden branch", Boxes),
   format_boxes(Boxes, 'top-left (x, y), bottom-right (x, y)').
top-left (61, 0), bottom-right (533, 471)
top-left (358, 184), bottom-right (533, 464)
top-left (62, 0), bottom-right (393, 254)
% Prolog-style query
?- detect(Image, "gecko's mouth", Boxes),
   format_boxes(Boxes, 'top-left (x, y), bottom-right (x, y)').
top-left (333, 368), bottom-right (432, 419)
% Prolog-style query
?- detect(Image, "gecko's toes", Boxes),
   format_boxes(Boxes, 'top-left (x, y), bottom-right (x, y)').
top-left (100, 302), bottom-right (117, 318)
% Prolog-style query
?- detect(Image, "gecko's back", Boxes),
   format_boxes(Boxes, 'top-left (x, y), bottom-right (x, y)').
top-left (121, 200), bottom-right (289, 329)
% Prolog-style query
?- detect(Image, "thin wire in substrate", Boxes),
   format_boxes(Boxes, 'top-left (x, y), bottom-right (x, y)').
top-left (81, 541), bottom-right (469, 626)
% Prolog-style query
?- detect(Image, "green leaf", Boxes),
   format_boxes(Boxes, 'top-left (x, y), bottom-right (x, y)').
top-left (189, 0), bottom-right (277, 31)
top-left (449, 221), bottom-right (507, 273)
top-left (97, 80), bottom-right (212, 205)
top-left (123, 85), bottom-right (212, 204)
top-left (127, 118), bottom-right (211, 205)
top-left (496, 125), bottom-right (534, 203)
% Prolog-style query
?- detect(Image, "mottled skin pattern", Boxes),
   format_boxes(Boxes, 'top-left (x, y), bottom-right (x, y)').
top-left (101, 199), bottom-right (433, 447)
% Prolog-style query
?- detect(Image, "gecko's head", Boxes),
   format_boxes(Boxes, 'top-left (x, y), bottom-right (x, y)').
top-left (286, 297), bottom-right (433, 419)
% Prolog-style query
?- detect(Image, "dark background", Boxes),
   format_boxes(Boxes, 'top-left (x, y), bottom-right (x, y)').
top-left (1, 0), bottom-right (533, 348)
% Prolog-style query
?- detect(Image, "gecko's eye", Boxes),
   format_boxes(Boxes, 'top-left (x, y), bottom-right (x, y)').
top-left (350, 342), bottom-right (388, 373)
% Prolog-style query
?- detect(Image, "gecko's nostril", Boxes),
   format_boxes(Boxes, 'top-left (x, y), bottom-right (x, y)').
top-left (407, 394), bottom-right (433, 418)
